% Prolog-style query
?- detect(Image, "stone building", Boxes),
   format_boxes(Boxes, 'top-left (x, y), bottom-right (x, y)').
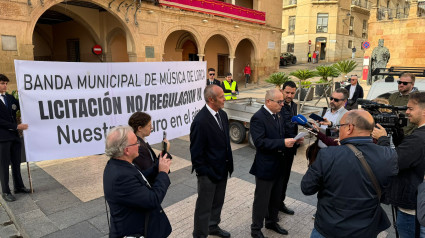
top-left (0, 0), bottom-right (283, 89)
top-left (281, 0), bottom-right (370, 63)
top-left (366, 0), bottom-right (425, 67)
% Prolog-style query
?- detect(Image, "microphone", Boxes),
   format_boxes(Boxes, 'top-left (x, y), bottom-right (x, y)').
top-left (291, 114), bottom-right (315, 130)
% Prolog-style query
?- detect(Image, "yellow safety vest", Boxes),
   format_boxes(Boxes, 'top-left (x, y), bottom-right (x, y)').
top-left (223, 80), bottom-right (237, 100)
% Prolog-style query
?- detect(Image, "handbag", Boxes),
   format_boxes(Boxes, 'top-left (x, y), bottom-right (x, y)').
top-left (346, 144), bottom-right (381, 200)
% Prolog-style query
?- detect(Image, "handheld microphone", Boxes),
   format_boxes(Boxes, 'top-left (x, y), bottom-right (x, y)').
top-left (291, 114), bottom-right (315, 130)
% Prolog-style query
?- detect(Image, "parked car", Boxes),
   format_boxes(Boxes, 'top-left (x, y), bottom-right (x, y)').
top-left (280, 52), bottom-right (297, 66)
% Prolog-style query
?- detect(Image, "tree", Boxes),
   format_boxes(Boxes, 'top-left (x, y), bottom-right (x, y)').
top-left (265, 72), bottom-right (290, 88)
top-left (290, 69), bottom-right (317, 81)
top-left (315, 65), bottom-right (340, 82)
top-left (333, 60), bottom-right (358, 76)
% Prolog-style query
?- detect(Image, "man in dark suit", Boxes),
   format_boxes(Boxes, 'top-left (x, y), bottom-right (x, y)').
top-left (345, 74), bottom-right (364, 110)
top-left (250, 89), bottom-right (297, 238)
top-left (206, 68), bottom-right (221, 86)
top-left (279, 81), bottom-right (304, 215)
top-left (190, 84), bottom-right (234, 238)
top-left (0, 74), bottom-right (30, 202)
top-left (103, 126), bottom-right (172, 238)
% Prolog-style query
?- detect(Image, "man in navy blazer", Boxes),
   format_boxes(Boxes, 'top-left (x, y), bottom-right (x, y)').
top-left (250, 89), bottom-right (297, 238)
top-left (103, 126), bottom-right (172, 238)
top-left (345, 75), bottom-right (364, 110)
top-left (0, 74), bottom-right (30, 202)
top-left (190, 85), bottom-right (233, 238)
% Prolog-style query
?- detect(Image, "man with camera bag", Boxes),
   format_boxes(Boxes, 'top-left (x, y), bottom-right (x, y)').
top-left (373, 92), bottom-right (425, 237)
top-left (302, 110), bottom-right (398, 238)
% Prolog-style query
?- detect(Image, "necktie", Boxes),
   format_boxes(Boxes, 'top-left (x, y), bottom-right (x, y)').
top-left (215, 112), bottom-right (223, 131)
top-left (273, 114), bottom-right (281, 133)
top-left (1, 95), bottom-right (7, 107)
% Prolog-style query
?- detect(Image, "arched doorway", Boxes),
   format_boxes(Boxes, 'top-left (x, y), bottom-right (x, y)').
top-left (204, 34), bottom-right (230, 79)
top-left (163, 31), bottom-right (199, 61)
top-left (234, 39), bottom-right (255, 84)
top-left (32, 1), bottom-right (131, 62)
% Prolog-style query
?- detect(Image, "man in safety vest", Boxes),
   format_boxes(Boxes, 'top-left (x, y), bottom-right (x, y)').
top-left (221, 73), bottom-right (239, 100)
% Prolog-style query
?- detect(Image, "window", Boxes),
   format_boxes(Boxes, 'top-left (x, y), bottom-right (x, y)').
top-left (288, 16), bottom-right (296, 35)
top-left (362, 20), bottom-right (367, 38)
top-left (287, 43), bottom-right (294, 52)
top-left (316, 13), bottom-right (328, 33)
top-left (348, 40), bottom-right (353, 49)
top-left (349, 16), bottom-right (354, 36)
top-left (67, 39), bottom-right (80, 62)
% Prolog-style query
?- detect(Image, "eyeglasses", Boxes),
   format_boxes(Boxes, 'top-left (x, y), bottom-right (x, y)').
top-left (126, 140), bottom-right (140, 147)
top-left (397, 80), bottom-right (412, 85)
top-left (330, 97), bottom-right (344, 102)
top-left (337, 123), bottom-right (354, 129)
top-left (209, 73), bottom-right (215, 76)
top-left (269, 99), bottom-right (284, 105)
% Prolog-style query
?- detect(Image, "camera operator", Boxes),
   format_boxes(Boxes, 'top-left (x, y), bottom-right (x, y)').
top-left (372, 92), bottom-right (425, 237)
top-left (389, 73), bottom-right (419, 136)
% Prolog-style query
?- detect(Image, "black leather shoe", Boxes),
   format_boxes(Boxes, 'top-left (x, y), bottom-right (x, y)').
top-left (2, 193), bottom-right (16, 202)
top-left (279, 204), bottom-right (295, 215)
top-left (251, 230), bottom-right (265, 238)
top-left (209, 226), bottom-right (231, 238)
top-left (265, 223), bottom-right (288, 235)
top-left (14, 187), bottom-right (31, 194)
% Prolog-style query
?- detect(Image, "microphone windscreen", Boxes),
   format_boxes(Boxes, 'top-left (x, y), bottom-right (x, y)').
top-left (292, 114), bottom-right (308, 125)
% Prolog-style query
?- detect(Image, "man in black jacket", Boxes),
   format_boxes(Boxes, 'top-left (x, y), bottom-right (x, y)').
top-left (206, 68), bottom-right (221, 86)
top-left (0, 74), bottom-right (30, 202)
top-left (279, 81), bottom-right (303, 215)
top-left (250, 89), bottom-right (297, 238)
top-left (345, 74), bottom-right (364, 110)
top-left (103, 126), bottom-right (172, 238)
top-left (373, 92), bottom-right (425, 237)
top-left (190, 85), bottom-right (233, 238)
top-left (302, 110), bottom-right (398, 238)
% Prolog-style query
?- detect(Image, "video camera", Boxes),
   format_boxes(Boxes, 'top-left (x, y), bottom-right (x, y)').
top-left (357, 99), bottom-right (407, 144)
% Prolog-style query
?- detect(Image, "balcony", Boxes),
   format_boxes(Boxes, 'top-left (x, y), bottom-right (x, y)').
top-left (158, 0), bottom-right (266, 24)
top-left (377, 7), bottom-right (410, 21)
top-left (351, 0), bottom-right (370, 15)
top-left (418, 2), bottom-right (425, 17)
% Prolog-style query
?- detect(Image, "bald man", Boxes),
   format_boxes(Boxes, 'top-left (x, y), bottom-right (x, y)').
top-left (301, 110), bottom-right (398, 238)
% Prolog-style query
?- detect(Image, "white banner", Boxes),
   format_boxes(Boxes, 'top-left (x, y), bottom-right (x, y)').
top-left (15, 60), bottom-right (206, 162)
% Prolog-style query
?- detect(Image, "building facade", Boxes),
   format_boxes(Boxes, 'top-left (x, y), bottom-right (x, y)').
top-left (281, 0), bottom-right (370, 63)
top-left (366, 0), bottom-right (425, 67)
top-left (0, 0), bottom-right (283, 89)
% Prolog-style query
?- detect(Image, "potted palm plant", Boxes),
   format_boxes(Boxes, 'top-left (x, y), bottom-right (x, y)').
top-left (290, 69), bottom-right (316, 101)
top-left (265, 72), bottom-right (290, 89)
top-left (333, 60), bottom-right (358, 89)
top-left (315, 65), bottom-right (340, 96)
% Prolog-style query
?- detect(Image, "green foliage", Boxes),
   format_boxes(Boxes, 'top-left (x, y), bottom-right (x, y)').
top-left (333, 60), bottom-right (358, 75)
top-left (265, 72), bottom-right (290, 87)
top-left (301, 80), bottom-right (312, 88)
top-left (11, 90), bottom-right (19, 100)
top-left (316, 65), bottom-right (340, 81)
top-left (289, 69), bottom-right (317, 81)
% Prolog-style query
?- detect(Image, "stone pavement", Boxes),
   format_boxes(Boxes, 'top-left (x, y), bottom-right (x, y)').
top-left (0, 62), bottom-right (395, 238)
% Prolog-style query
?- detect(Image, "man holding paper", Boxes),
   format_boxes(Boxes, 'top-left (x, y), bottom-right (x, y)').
top-left (279, 81), bottom-right (304, 215)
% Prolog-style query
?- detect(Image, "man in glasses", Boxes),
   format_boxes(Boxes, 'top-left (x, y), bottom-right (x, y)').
top-left (302, 110), bottom-right (398, 238)
top-left (344, 74), bottom-right (364, 110)
top-left (206, 68), bottom-right (220, 86)
top-left (103, 126), bottom-right (172, 238)
top-left (317, 88), bottom-right (349, 148)
top-left (388, 73), bottom-right (419, 135)
top-left (250, 89), bottom-right (298, 238)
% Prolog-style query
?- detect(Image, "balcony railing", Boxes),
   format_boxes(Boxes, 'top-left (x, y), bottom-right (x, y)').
top-left (418, 2), bottom-right (425, 17)
top-left (377, 7), bottom-right (409, 20)
top-left (351, 0), bottom-right (369, 9)
top-left (158, 0), bottom-right (266, 24)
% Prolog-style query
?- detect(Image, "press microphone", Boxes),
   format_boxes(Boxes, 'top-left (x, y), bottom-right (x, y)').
top-left (291, 114), bottom-right (315, 130)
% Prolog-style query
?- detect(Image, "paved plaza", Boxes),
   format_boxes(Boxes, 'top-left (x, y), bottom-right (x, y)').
top-left (0, 62), bottom-right (396, 238)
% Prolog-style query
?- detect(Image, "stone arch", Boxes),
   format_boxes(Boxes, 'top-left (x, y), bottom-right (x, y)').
top-left (234, 37), bottom-right (257, 84)
top-left (235, 36), bottom-right (259, 59)
top-left (204, 31), bottom-right (234, 56)
top-left (26, 0), bottom-right (137, 56)
top-left (161, 26), bottom-right (202, 55)
top-left (105, 27), bottom-right (129, 62)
